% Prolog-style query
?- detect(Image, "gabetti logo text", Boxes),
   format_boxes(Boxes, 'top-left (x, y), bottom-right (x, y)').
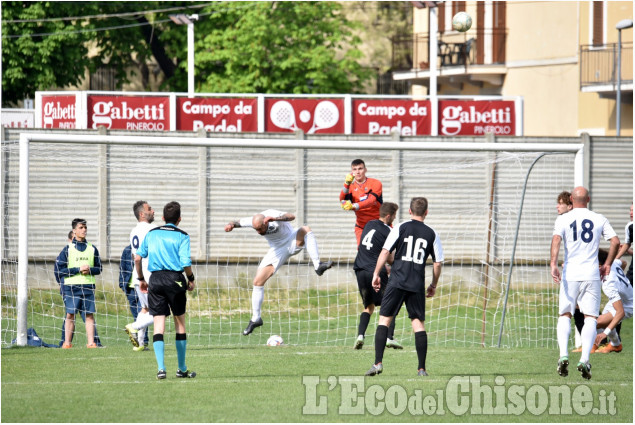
top-left (91, 101), bottom-right (165, 130)
top-left (43, 102), bottom-right (75, 128)
top-left (441, 105), bottom-right (512, 135)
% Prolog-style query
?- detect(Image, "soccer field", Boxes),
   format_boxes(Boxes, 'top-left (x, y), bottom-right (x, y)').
top-left (2, 321), bottom-right (632, 422)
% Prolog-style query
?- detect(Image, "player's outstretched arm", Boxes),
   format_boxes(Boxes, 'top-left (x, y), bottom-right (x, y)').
top-left (264, 213), bottom-right (295, 224)
top-left (550, 235), bottom-right (562, 283)
top-left (225, 216), bottom-right (254, 232)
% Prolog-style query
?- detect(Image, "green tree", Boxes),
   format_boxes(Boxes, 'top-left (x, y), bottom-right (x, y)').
top-left (194, 1), bottom-right (372, 94)
top-left (2, 1), bottom-right (372, 106)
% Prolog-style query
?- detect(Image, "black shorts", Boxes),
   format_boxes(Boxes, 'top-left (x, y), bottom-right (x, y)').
top-left (355, 269), bottom-right (388, 308)
top-left (379, 283), bottom-right (426, 321)
top-left (148, 270), bottom-right (187, 317)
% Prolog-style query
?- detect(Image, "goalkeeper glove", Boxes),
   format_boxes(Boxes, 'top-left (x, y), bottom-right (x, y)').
top-left (341, 200), bottom-right (356, 211)
top-left (344, 173), bottom-right (355, 185)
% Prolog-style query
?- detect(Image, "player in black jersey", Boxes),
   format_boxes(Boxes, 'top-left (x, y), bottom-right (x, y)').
top-left (365, 197), bottom-right (444, 377)
top-left (353, 202), bottom-right (402, 350)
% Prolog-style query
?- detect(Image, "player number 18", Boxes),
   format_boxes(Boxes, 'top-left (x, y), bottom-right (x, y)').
top-left (401, 235), bottom-right (427, 264)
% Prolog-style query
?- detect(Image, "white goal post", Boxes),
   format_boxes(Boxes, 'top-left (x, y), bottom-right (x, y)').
top-left (13, 132), bottom-right (584, 347)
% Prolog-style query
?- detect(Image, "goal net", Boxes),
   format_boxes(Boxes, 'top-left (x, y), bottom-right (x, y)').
top-left (2, 133), bottom-right (582, 348)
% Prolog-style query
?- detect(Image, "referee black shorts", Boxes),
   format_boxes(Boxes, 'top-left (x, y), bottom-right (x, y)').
top-left (355, 269), bottom-right (388, 308)
top-left (148, 270), bottom-right (188, 317)
top-left (379, 282), bottom-right (426, 321)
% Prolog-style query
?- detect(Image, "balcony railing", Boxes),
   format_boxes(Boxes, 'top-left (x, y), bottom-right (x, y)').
top-left (391, 29), bottom-right (507, 71)
top-left (580, 42), bottom-right (633, 88)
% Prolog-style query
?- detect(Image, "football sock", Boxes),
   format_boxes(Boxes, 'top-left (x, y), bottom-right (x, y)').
top-left (415, 331), bottom-right (428, 370)
top-left (615, 321), bottom-right (622, 339)
top-left (387, 318), bottom-right (396, 340)
top-left (153, 334), bottom-right (165, 371)
top-left (573, 308), bottom-right (585, 334)
top-left (557, 316), bottom-right (571, 358)
top-left (251, 286), bottom-right (265, 322)
top-left (176, 333), bottom-right (187, 371)
top-left (138, 311), bottom-right (155, 329)
top-left (607, 328), bottom-right (621, 346)
top-left (374, 325), bottom-right (388, 365)
top-left (358, 312), bottom-right (371, 337)
top-left (138, 327), bottom-right (146, 347)
top-left (304, 231), bottom-right (321, 269)
top-left (580, 317), bottom-right (597, 363)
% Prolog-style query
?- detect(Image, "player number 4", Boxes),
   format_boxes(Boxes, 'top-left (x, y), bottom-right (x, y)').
top-left (401, 235), bottom-right (427, 264)
top-left (361, 229), bottom-right (376, 251)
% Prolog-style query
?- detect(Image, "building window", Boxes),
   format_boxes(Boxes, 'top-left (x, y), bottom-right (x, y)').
top-left (592, 1), bottom-right (604, 46)
top-left (452, 1), bottom-right (466, 17)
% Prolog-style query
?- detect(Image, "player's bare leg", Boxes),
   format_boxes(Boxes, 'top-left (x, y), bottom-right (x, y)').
top-left (243, 266), bottom-right (274, 335)
top-left (85, 313), bottom-right (96, 347)
top-left (63, 313), bottom-right (75, 348)
top-left (296, 226), bottom-right (333, 276)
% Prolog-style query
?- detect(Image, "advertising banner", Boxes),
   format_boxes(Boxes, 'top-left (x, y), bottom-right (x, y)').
top-left (41, 95), bottom-right (77, 129)
top-left (177, 97), bottom-right (258, 132)
top-left (265, 98), bottom-right (345, 134)
top-left (439, 100), bottom-right (515, 136)
top-left (87, 95), bottom-right (170, 131)
top-left (2, 109), bottom-right (35, 128)
top-left (352, 99), bottom-right (431, 135)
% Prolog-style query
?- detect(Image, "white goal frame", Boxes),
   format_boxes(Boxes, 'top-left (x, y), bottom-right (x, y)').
top-left (15, 132), bottom-right (585, 346)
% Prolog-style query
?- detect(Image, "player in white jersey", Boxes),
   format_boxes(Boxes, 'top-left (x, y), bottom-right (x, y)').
top-left (124, 201), bottom-right (157, 351)
top-left (550, 187), bottom-right (620, 380)
top-left (225, 209), bottom-right (333, 335)
top-left (593, 249), bottom-right (633, 353)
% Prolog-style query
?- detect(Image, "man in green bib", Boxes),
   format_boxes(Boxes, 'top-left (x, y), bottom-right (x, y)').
top-left (55, 218), bottom-right (103, 348)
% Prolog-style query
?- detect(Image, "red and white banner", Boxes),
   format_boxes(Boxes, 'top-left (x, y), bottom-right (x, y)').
top-left (87, 95), bottom-right (170, 131)
top-left (177, 98), bottom-right (258, 132)
top-left (41, 95), bottom-right (77, 129)
top-left (439, 100), bottom-right (515, 136)
top-left (265, 98), bottom-right (345, 134)
top-left (2, 109), bottom-right (35, 128)
top-left (353, 99), bottom-right (431, 135)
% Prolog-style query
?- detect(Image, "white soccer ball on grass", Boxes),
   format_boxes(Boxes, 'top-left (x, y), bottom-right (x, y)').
top-left (452, 12), bottom-right (472, 32)
top-left (266, 335), bottom-right (284, 346)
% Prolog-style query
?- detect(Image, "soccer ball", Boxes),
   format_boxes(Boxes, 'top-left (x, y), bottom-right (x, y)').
top-left (452, 12), bottom-right (472, 32)
top-left (266, 335), bottom-right (284, 346)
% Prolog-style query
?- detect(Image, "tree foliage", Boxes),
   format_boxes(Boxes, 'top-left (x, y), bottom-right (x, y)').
top-left (2, 1), bottom-right (373, 106)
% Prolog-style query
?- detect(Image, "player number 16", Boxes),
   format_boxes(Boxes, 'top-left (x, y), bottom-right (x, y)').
top-left (401, 235), bottom-right (427, 264)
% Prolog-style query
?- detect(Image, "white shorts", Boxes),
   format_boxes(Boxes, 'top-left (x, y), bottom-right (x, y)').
top-left (602, 301), bottom-right (633, 320)
top-left (559, 279), bottom-right (601, 316)
top-left (134, 285), bottom-right (149, 309)
top-left (258, 230), bottom-right (302, 273)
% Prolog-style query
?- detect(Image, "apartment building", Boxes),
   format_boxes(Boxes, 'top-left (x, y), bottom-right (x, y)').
top-left (392, 1), bottom-right (633, 136)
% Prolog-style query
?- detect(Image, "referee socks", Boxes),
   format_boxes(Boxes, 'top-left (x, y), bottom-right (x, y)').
top-left (176, 333), bottom-right (187, 372)
top-left (153, 334), bottom-right (165, 372)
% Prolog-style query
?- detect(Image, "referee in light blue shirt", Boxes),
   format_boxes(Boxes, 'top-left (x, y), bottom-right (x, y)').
top-left (135, 201), bottom-right (196, 380)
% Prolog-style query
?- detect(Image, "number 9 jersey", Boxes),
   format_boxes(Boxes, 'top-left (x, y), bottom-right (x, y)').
top-left (382, 220), bottom-right (444, 292)
top-left (553, 208), bottom-right (617, 281)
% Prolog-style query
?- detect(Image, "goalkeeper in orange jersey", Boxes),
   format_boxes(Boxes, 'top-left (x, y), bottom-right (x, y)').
top-left (340, 159), bottom-right (383, 246)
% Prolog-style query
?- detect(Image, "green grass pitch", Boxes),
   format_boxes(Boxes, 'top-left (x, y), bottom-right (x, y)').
top-left (1, 320), bottom-right (632, 422)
